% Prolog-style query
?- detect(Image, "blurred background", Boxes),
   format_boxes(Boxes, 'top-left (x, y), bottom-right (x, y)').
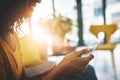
top-left (19, 0), bottom-right (120, 80)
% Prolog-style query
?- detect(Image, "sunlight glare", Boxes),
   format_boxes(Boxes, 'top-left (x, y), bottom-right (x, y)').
top-left (32, 27), bottom-right (46, 41)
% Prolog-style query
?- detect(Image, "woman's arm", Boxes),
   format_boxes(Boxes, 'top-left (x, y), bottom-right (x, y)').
top-left (22, 48), bottom-right (93, 80)
top-left (42, 63), bottom-right (67, 80)
top-left (27, 68), bottom-right (51, 80)
top-left (42, 48), bottom-right (94, 80)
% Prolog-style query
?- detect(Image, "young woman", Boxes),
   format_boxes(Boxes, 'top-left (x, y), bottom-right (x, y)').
top-left (0, 0), bottom-right (97, 80)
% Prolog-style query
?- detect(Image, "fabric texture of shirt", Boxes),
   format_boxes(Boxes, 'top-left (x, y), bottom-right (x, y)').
top-left (0, 33), bottom-right (23, 80)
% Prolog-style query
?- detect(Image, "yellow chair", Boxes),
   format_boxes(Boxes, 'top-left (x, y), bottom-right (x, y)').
top-left (90, 23), bottom-right (118, 80)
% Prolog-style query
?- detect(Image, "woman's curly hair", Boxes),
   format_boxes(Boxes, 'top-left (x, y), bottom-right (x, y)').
top-left (0, 0), bottom-right (30, 34)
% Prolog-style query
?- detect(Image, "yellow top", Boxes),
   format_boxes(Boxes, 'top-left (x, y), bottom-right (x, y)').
top-left (20, 34), bottom-right (43, 67)
top-left (0, 33), bottom-right (23, 80)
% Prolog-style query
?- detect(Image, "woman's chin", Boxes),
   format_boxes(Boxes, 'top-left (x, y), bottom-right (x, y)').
top-left (25, 8), bottom-right (34, 17)
top-left (27, 13), bottom-right (33, 18)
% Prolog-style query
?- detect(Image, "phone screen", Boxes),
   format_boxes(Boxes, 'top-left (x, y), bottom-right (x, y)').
top-left (81, 40), bottom-right (102, 57)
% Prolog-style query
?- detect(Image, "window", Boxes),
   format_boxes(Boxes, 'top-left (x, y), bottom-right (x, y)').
top-left (82, 0), bottom-right (104, 45)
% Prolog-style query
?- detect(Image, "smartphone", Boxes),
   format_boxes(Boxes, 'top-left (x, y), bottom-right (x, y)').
top-left (81, 40), bottom-right (102, 57)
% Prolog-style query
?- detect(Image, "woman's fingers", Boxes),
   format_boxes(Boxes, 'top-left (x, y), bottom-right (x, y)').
top-left (78, 54), bottom-right (94, 65)
top-left (74, 48), bottom-right (91, 57)
top-left (87, 54), bottom-right (94, 61)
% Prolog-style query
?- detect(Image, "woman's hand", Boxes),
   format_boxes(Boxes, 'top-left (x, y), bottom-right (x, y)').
top-left (43, 48), bottom-right (94, 80)
top-left (58, 48), bottom-right (94, 77)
